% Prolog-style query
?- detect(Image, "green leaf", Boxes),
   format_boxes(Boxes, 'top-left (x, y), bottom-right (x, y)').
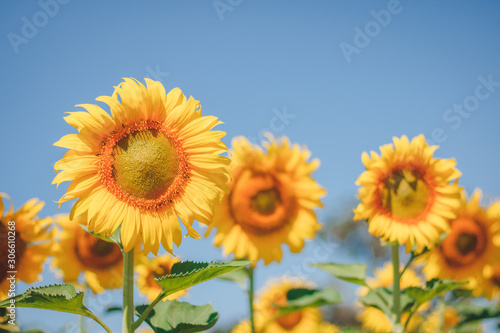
top-left (311, 263), bottom-right (367, 285)
top-left (360, 287), bottom-right (392, 314)
top-left (454, 302), bottom-right (500, 326)
top-left (279, 287), bottom-right (342, 313)
top-left (0, 284), bottom-right (89, 316)
top-left (216, 268), bottom-right (249, 289)
top-left (105, 306), bottom-right (123, 314)
top-left (339, 329), bottom-right (362, 333)
top-left (454, 321), bottom-right (482, 333)
top-left (136, 300), bottom-right (218, 333)
top-left (404, 279), bottom-right (466, 308)
top-left (360, 287), bottom-right (415, 315)
top-left (80, 225), bottom-right (122, 249)
top-left (156, 261), bottom-right (251, 298)
top-left (0, 284), bottom-right (109, 332)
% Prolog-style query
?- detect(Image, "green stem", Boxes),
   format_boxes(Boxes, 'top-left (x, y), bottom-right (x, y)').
top-left (122, 250), bottom-right (135, 333)
top-left (80, 314), bottom-right (85, 333)
top-left (86, 312), bottom-right (114, 333)
top-left (400, 248), bottom-right (429, 280)
top-left (400, 252), bottom-right (416, 280)
top-left (438, 296), bottom-right (445, 332)
top-left (248, 265), bottom-right (256, 333)
top-left (132, 292), bottom-right (164, 330)
top-left (392, 243), bottom-right (403, 333)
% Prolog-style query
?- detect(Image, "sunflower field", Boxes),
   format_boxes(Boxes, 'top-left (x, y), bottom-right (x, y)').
top-left (1, 2), bottom-right (500, 333)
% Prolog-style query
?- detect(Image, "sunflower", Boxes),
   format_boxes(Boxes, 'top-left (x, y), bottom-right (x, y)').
top-left (251, 278), bottom-right (337, 333)
top-left (206, 135), bottom-right (325, 264)
top-left (52, 214), bottom-right (123, 293)
top-left (354, 134), bottom-right (462, 253)
top-left (420, 306), bottom-right (461, 333)
top-left (357, 262), bottom-right (424, 333)
top-left (230, 319), bottom-right (339, 333)
top-left (421, 190), bottom-right (500, 288)
top-left (52, 78), bottom-right (230, 254)
top-left (135, 254), bottom-right (186, 301)
top-left (475, 263), bottom-right (500, 302)
top-left (0, 194), bottom-right (54, 300)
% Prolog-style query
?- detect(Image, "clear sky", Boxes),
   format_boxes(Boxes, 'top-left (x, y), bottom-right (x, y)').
top-left (1, 1), bottom-right (499, 332)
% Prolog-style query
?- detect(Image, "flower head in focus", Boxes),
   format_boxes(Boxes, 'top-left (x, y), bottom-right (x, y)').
top-left (53, 78), bottom-right (230, 254)
top-left (354, 134), bottom-right (462, 253)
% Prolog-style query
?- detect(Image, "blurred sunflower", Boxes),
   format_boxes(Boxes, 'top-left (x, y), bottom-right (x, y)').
top-left (53, 78), bottom-right (230, 254)
top-left (357, 262), bottom-right (425, 333)
top-left (250, 279), bottom-right (339, 333)
top-left (0, 194), bottom-right (54, 300)
top-left (206, 135), bottom-right (325, 264)
top-left (422, 190), bottom-right (500, 287)
top-left (475, 263), bottom-right (500, 302)
top-left (420, 306), bottom-right (461, 333)
top-left (52, 215), bottom-right (123, 293)
top-left (231, 318), bottom-right (339, 333)
top-left (135, 254), bottom-right (186, 302)
top-left (354, 134), bottom-right (462, 253)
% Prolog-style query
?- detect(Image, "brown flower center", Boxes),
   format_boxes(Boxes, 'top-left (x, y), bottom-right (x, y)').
top-left (74, 228), bottom-right (122, 270)
top-left (229, 170), bottom-right (295, 235)
top-left (379, 167), bottom-right (432, 222)
top-left (276, 312), bottom-right (303, 330)
top-left (250, 189), bottom-right (280, 215)
top-left (271, 293), bottom-right (303, 330)
top-left (99, 120), bottom-right (189, 211)
top-left (440, 217), bottom-right (487, 268)
top-left (455, 233), bottom-right (477, 256)
top-left (0, 222), bottom-right (27, 283)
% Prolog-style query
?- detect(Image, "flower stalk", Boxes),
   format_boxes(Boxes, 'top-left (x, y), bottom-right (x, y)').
top-left (122, 250), bottom-right (135, 333)
top-left (248, 265), bottom-right (256, 333)
top-left (391, 243), bottom-right (403, 333)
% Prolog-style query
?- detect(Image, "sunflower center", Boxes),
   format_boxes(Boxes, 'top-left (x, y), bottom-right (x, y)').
top-left (271, 294), bottom-right (303, 330)
top-left (380, 168), bottom-right (431, 221)
top-left (75, 229), bottom-right (122, 270)
top-left (0, 222), bottom-right (27, 283)
top-left (99, 121), bottom-right (189, 210)
top-left (229, 170), bottom-right (295, 235)
top-left (455, 233), bottom-right (477, 256)
top-left (250, 189), bottom-right (280, 215)
top-left (440, 217), bottom-right (487, 268)
top-left (113, 129), bottom-right (180, 200)
top-left (276, 311), bottom-right (303, 330)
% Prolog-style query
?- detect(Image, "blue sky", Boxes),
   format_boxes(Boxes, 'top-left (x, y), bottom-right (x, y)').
top-left (1, 1), bottom-right (499, 331)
